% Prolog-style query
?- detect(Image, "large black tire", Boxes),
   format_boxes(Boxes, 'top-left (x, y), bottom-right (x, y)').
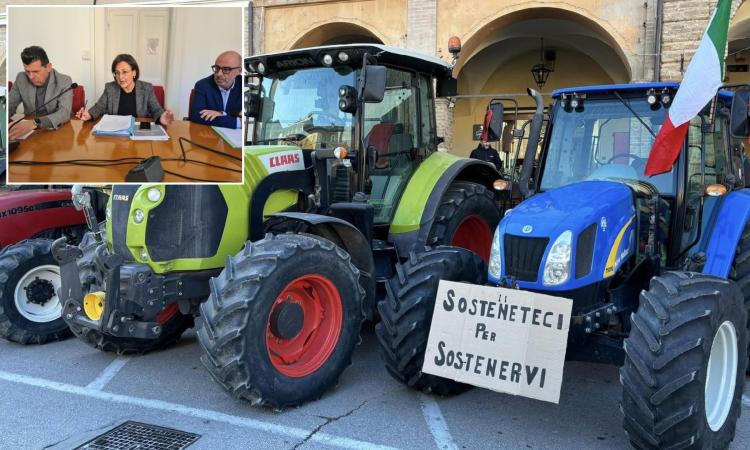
top-left (197, 234), bottom-right (365, 408)
top-left (728, 220), bottom-right (750, 367)
top-left (620, 271), bottom-right (747, 449)
top-left (427, 181), bottom-right (500, 263)
top-left (376, 246), bottom-right (486, 395)
top-left (68, 230), bottom-right (194, 354)
top-left (0, 239), bottom-right (70, 344)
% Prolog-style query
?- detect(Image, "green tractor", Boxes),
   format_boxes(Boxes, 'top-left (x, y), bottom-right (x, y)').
top-left (53, 43), bottom-right (504, 407)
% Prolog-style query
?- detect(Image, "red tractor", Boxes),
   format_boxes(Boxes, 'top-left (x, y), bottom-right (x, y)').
top-left (0, 186), bottom-right (106, 344)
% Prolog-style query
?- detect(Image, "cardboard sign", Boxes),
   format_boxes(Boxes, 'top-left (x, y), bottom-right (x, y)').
top-left (422, 280), bottom-right (573, 404)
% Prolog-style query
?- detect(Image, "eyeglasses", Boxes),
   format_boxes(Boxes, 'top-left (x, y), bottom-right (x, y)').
top-left (211, 65), bottom-right (240, 74)
top-left (113, 70), bottom-right (132, 77)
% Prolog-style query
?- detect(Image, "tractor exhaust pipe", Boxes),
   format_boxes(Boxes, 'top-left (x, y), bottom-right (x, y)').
top-left (519, 88), bottom-right (544, 199)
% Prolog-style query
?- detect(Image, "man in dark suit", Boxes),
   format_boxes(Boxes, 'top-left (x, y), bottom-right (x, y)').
top-left (190, 50), bottom-right (242, 129)
top-left (8, 46), bottom-right (73, 140)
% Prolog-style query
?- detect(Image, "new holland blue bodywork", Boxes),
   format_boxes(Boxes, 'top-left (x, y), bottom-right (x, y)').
top-left (703, 189), bottom-right (750, 278)
top-left (489, 180), bottom-right (636, 291)
top-left (489, 82), bottom-right (743, 294)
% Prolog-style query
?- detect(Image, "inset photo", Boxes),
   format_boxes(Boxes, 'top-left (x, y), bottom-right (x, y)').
top-left (6, 5), bottom-right (243, 183)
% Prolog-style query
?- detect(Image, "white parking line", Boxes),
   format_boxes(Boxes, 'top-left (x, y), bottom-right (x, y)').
top-left (743, 395), bottom-right (750, 407)
top-left (86, 357), bottom-right (130, 391)
top-left (419, 393), bottom-right (458, 450)
top-left (0, 370), bottom-right (398, 450)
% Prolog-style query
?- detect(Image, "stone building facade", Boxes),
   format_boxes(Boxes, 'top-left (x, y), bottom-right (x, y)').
top-left (250, 0), bottom-right (750, 155)
top-left (0, 1), bottom-right (748, 155)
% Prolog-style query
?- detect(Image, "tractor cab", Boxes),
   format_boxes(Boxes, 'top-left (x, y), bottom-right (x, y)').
top-left (246, 44), bottom-right (457, 224)
top-left (498, 82), bottom-right (741, 300)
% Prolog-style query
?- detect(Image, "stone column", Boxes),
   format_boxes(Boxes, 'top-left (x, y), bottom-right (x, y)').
top-left (407, 0), bottom-right (455, 151)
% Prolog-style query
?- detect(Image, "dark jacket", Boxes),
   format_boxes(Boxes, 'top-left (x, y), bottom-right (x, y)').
top-left (88, 80), bottom-right (165, 122)
top-left (189, 75), bottom-right (242, 129)
top-left (470, 144), bottom-right (503, 172)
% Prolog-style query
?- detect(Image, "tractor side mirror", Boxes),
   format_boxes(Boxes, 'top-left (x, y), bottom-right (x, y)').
top-left (246, 92), bottom-right (261, 118)
top-left (362, 65), bottom-right (386, 103)
top-left (730, 85), bottom-right (750, 139)
top-left (483, 103), bottom-right (504, 141)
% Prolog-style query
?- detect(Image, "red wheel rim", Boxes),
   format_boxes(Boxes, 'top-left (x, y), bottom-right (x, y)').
top-left (266, 274), bottom-right (343, 378)
top-left (155, 304), bottom-right (179, 325)
top-left (451, 215), bottom-right (492, 264)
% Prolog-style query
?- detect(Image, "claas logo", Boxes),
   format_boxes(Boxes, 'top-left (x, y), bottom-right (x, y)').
top-left (269, 153), bottom-right (301, 168)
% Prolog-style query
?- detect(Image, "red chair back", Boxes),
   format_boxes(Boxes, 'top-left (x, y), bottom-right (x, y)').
top-left (187, 89), bottom-right (195, 118)
top-left (153, 85), bottom-right (165, 108)
top-left (71, 85), bottom-right (85, 114)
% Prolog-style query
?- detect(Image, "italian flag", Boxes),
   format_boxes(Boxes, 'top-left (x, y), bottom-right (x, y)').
top-left (645, 0), bottom-right (732, 176)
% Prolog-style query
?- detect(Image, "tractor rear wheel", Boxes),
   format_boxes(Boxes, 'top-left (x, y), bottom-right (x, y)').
top-left (197, 233), bottom-right (364, 408)
top-left (427, 181), bottom-right (499, 264)
top-left (376, 246), bottom-right (485, 395)
top-left (620, 271), bottom-right (747, 449)
top-left (0, 239), bottom-right (70, 344)
top-left (67, 230), bottom-right (193, 354)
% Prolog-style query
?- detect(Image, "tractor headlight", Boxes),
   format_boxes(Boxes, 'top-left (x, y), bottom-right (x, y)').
top-left (488, 229), bottom-right (502, 279)
top-left (543, 230), bottom-right (572, 286)
top-left (147, 187), bottom-right (161, 202)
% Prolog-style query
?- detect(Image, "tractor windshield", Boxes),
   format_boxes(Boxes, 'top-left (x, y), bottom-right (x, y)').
top-left (257, 67), bottom-right (356, 150)
top-left (540, 96), bottom-right (676, 194)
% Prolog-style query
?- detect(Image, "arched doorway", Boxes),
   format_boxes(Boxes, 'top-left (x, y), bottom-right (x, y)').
top-left (289, 22), bottom-right (384, 49)
top-left (451, 8), bottom-right (632, 158)
top-left (728, 0), bottom-right (750, 84)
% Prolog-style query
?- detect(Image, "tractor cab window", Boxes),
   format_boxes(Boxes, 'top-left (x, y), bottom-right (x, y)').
top-left (681, 114), bottom-right (728, 255)
top-left (418, 74), bottom-right (436, 154)
top-left (540, 96), bottom-right (675, 195)
top-left (363, 68), bottom-right (420, 223)
top-left (257, 67), bottom-right (356, 150)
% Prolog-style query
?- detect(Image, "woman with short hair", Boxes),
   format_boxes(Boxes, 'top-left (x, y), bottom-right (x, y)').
top-left (76, 53), bottom-right (174, 125)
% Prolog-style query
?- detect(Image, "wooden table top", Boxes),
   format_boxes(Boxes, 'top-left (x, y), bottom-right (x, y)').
top-left (7, 119), bottom-right (243, 183)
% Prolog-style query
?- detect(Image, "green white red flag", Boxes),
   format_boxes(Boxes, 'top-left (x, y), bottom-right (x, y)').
top-left (645, 0), bottom-right (732, 176)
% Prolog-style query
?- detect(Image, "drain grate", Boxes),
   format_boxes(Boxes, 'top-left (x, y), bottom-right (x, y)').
top-left (74, 421), bottom-right (201, 450)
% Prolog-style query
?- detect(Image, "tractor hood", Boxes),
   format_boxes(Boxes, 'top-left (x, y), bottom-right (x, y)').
top-left (492, 180), bottom-right (637, 291)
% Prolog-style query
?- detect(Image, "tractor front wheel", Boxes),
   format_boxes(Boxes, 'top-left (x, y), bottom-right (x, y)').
top-left (376, 246), bottom-right (485, 395)
top-left (197, 234), bottom-right (364, 408)
top-left (620, 271), bottom-right (747, 449)
top-left (427, 181), bottom-right (499, 263)
top-left (0, 239), bottom-right (70, 344)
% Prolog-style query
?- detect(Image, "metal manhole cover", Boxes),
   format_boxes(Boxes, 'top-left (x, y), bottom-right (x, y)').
top-left (74, 421), bottom-right (201, 450)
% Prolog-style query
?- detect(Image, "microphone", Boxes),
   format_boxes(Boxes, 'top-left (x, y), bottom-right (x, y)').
top-left (9, 82), bottom-right (78, 130)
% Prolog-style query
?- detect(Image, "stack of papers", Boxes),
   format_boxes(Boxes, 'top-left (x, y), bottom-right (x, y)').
top-left (93, 115), bottom-right (135, 136)
top-left (131, 123), bottom-right (169, 141)
top-left (212, 126), bottom-right (242, 148)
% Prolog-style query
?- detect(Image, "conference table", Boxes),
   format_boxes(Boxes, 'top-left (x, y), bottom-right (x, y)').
top-left (7, 119), bottom-right (243, 183)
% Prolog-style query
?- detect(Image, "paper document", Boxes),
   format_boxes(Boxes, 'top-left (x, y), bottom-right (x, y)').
top-left (93, 115), bottom-right (134, 136)
top-left (131, 123), bottom-right (169, 141)
top-left (212, 126), bottom-right (243, 148)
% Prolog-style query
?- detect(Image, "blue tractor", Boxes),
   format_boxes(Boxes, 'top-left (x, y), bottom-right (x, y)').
top-left (377, 82), bottom-right (750, 448)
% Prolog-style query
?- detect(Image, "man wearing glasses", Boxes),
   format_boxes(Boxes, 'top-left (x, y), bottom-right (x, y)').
top-left (189, 50), bottom-right (242, 129)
